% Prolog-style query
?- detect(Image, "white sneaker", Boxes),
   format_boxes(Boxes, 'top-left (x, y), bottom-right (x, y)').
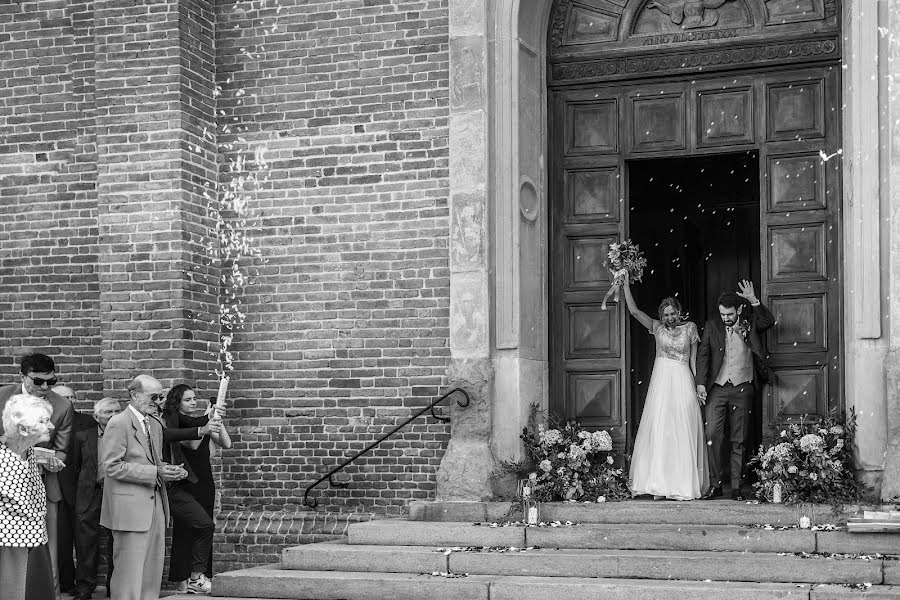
top-left (186, 574), bottom-right (211, 595)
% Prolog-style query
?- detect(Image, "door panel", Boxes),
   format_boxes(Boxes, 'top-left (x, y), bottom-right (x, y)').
top-left (566, 100), bottom-right (619, 154)
top-left (628, 85), bottom-right (688, 153)
top-left (551, 87), bottom-right (627, 448)
top-left (760, 66), bottom-right (842, 431)
top-left (765, 78), bottom-right (826, 141)
top-left (696, 86), bottom-right (755, 147)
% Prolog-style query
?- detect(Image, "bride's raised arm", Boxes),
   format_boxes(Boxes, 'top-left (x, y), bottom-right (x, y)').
top-left (621, 277), bottom-right (654, 331)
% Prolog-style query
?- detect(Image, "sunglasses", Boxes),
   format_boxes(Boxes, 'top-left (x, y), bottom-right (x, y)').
top-left (28, 375), bottom-right (58, 388)
top-left (147, 393), bottom-right (163, 403)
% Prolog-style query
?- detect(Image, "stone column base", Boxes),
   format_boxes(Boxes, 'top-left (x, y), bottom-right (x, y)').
top-left (436, 358), bottom-right (498, 501)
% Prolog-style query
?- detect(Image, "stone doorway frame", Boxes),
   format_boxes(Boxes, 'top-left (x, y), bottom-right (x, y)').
top-left (437, 0), bottom-right (899, 501)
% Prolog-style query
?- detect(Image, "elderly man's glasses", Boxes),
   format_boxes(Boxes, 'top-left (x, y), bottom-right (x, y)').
top-left (147, 393), bottom-right (163, 403)
top-left (28, 375), bottom-right (58, 387)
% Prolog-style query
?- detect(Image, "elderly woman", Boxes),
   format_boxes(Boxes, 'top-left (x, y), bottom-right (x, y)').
top-left (0, 394), bottom-right (56, 600)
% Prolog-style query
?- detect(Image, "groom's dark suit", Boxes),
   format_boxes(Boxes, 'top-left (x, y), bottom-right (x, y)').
top-left (697, 301), bottom-right (775, 491)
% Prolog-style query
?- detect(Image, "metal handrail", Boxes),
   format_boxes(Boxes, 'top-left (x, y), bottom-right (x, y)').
top-left (302, 387), bottom-right (471, 510)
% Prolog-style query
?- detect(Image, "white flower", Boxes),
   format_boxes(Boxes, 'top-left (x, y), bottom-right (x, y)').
top-left (829, 425), bottom-right (844, 435)
top-left (539, 428), bottom-right (563, 446)
top-left (597, 496), bottom-right (606, 503)
top-left (558, 452), bottom-right (566, 459)
top-left (606, 455), bottom-right (614, 465)
top-left (787, 465), bottom-right (798, 474)
top-left (539, 460), bottom-right (552, 472)
top-left (591, 430), bottom-right (613, 452)
top-left (780, 430), bottom-right (787, 438)
top-left (799, 434), bottom-right (824, 453)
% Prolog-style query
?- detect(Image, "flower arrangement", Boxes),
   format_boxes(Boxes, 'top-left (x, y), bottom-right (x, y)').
top-left (750, 410), bottom-right (859, 506)
top-left (520, 419), bottom-right (630, 502)
top-left (602, 239), bottom-right (648, 310)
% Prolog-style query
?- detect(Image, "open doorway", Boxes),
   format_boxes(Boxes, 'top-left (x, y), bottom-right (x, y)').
top-left (626, 151), bottom-right (761, 460)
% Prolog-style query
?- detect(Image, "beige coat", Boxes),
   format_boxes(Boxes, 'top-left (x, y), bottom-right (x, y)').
top-left (99, 407), bottom-right (169, 532)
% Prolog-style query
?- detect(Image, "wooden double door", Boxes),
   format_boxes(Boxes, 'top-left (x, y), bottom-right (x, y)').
top-left (549, 65), bottom-right (843, 450)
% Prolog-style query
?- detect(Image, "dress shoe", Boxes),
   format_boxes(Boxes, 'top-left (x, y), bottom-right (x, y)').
top-left (731, 490), bottom-right (745, 501)
top-left (73, 593), bottom-right (92, 600)
top-left (700, 486), bottom-right (722, 500)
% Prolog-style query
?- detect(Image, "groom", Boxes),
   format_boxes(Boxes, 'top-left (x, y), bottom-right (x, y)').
top-left (696, 280), bottom-right (775, 500)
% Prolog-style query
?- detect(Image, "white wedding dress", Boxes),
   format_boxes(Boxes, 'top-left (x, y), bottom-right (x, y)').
top-left (629, 320), bottom-right (710, 500)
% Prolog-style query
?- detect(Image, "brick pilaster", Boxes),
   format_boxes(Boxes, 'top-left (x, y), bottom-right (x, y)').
top-left (94, 0), bottom-right (219, 394)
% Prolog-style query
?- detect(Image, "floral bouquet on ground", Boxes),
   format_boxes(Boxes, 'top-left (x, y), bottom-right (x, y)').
top-left (601, 239), bottom-right (648, 310)
top-left (750, 409), bottom-right (860, 507)
top-left (519, 419), bottom-right (630, 502)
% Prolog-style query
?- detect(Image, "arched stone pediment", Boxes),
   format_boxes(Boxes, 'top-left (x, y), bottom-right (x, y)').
top-left (549, 0), bottom-right (840, 58)
top-left (548, 0), bottom-right (840, 83)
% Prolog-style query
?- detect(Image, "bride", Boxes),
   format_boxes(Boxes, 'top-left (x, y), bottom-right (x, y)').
top-left (621, 276), bottom-right (709, 500)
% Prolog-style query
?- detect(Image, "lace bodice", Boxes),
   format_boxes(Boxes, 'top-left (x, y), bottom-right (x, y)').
top-left (651, 320), bottom-right (700, 364)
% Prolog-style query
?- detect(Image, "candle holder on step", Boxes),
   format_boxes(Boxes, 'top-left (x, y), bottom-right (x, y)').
top-left (519, 473), bottom-right (540, 525)
top-left (797, 502), bottom-right (816, 529)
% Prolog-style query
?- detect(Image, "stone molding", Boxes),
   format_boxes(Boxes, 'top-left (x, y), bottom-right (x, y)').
top-left (550, 36), bottom-right (839, 83)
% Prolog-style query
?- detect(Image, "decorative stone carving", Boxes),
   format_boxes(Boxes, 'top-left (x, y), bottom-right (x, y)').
top-left (550, 0), bottom-right (572, 48)
top-left (450, 192), bottom-right (484, 269)
top-left (551, 38), bottom-right (837, 81)
top-left (647, 0), bottom-right (737, 29)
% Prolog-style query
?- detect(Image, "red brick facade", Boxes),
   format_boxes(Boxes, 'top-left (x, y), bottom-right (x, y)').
top-left (1, 0), bottom-right (451, 532)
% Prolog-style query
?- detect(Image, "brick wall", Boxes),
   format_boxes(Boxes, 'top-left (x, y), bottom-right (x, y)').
top-left (0, 0), bottom-right (102, 402)
top-left (2, 0), bottom-right (454, 519)
top-left (214, 0), bottom-right (452, 514)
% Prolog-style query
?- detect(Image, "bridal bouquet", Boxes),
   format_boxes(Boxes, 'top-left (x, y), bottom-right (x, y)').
top-left (601, 239), bottom-right (648, 310)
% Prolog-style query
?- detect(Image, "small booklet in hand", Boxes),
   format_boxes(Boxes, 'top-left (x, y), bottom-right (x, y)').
top-left (32, 447), bottom-right (57, 465)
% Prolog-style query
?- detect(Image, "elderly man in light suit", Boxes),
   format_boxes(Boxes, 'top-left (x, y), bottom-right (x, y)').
top-left (0, 353), bottom-right (74, 600)
top-left (99, 375), bottom-right (186, 600)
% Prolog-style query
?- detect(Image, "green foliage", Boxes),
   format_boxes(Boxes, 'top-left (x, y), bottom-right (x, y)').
top-left (750, 409), bottom-right (860, 506)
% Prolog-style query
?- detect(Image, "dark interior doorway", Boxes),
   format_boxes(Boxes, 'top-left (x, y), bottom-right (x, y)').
top-left (626, 151), bottom-right (761, 461)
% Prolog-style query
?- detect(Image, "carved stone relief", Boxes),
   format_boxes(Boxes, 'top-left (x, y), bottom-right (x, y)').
top-left (646, 0), bottom-right (739, 30)
top-left (547, 0), bottom-right (839, 55)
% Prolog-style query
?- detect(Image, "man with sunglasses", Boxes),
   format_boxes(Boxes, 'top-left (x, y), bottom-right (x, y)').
top-left (0, 353), bottom-right (74, 600)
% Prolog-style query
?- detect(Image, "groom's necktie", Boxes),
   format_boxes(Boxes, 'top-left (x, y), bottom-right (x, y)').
top-left (726, 326), bottom-right (733, 337)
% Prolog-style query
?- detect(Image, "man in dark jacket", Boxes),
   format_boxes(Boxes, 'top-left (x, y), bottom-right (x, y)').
top-left (52, 385), bottom-right (96, 595)
top-left (69, 397), bottom-right (120, 600)
top-left (696, 280), bottom-right (775, 501)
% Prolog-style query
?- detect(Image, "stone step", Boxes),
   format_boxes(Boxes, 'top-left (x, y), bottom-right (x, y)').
top-left (349, 520), bottom-right (900, 555)
top-left (408, 500), bottom-right (860, 526)
top-left (283, 542), bottom-right (886, 584)
top-left (212, 567), bottom-right (900, 600)
top-left (349, 520), bottom-right (815, 553)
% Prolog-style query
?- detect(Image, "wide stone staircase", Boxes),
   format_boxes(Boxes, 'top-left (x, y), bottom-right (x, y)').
top-left (196, 500), bottom-right (900, 599)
